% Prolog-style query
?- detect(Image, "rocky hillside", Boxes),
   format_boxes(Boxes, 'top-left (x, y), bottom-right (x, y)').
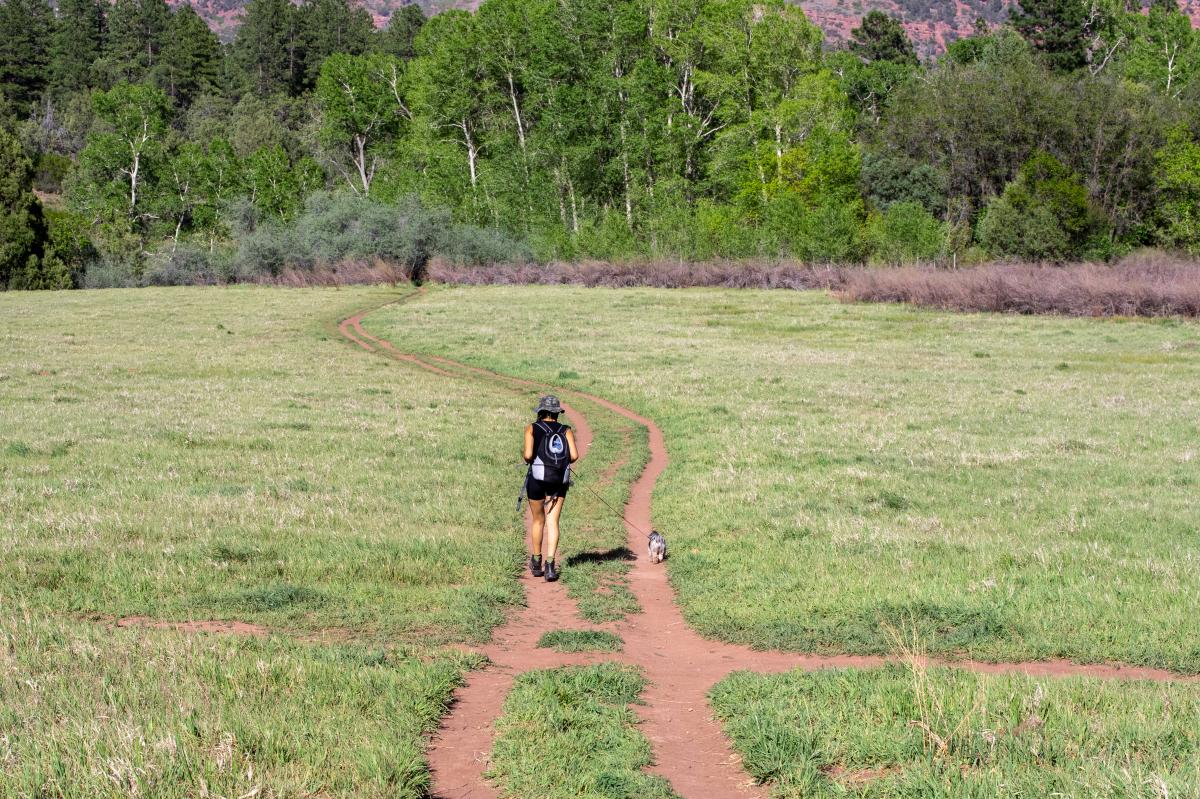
top-left (184, 0), bottom-right (1200, 55)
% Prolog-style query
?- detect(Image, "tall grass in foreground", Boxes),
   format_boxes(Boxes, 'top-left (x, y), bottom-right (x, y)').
top-left (0, 611), bottom-right (480, 798)
top-left (710, 663), bottom-right (1200, 798)
top-left (488, 664), bottom-right (678, 799)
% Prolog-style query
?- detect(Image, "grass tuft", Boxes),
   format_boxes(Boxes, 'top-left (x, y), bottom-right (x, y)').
top-left (488, 664), bottom-right (678, 799)
top-left (537, 629), bottom-right (624, 653)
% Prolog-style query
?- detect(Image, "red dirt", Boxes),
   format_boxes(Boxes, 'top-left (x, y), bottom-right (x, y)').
top-left (114, 615), bottom-right (268, 636)
top-left (338, 298), bottom-right (1199, 799)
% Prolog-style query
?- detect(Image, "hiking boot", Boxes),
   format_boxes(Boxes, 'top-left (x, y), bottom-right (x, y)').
top-left (530, 555), bottom-right (543, 577)
top-left (544, 560), bottom-right (559, 582)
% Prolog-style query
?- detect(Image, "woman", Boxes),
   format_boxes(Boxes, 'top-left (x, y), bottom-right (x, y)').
top-left (523, 395), bottom-right (579, 582)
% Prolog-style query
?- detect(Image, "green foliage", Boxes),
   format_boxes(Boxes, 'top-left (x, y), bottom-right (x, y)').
top-left (849, 11), bottom-right (918, 67)
top-left (232, 0), bottom-right (303, 97)
top-left (0, 126), bottom-right (48, 288)
top-left (298, 0), bottom-right (374, 88)
top-left (9, 0), bottom-right (1200, 279)
top-left (978, 152), bottom-right (1107, 261)
top-left (1011, 0), bottom-right (1090, 73)
top-left (244, 144), bottom-right (323, 220)
top-left (49, 0), bottom-right (103, 95)
top-left (233, 191), bottom-right (530, 278)
top-left (865, 201), bottom-right (946, 265)
top-left (377, 3), bottom-right (426, 59)
top-left (100, 0), bottom-right (172, 85)
top-left (861, 153), bottom-right (946, 215)
top-left (1116, 3), bottom-right (1200, 98)
top-left (316, 53), bottom-right (410, 196)
top-left (159, 5), bottom-right (222, 107)
top-left (1152, 126), bottom-right (1200, 253)
top-left (75, 83), bottom-right (171, 225)
top-left (0, 0), bottom-right (54, 114)
top-left (41, 206), bottom-right (96, 286)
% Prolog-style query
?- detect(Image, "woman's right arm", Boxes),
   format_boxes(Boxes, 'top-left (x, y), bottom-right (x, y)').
top-left (522, 424), bottom-right (534, 463)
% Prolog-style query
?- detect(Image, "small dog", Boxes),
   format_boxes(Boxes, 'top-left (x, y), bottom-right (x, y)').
top-left (647, 530), bottom-right (667, 563)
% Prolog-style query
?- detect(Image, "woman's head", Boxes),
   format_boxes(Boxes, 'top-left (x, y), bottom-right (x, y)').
top-left (535, 395), bottom-right (564, 420)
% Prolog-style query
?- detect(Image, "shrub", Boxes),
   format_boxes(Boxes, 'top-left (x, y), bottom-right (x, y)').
top-left (866, 201), bottom-right (947, 265)
top-left (81, 257), bottom-right (137, 289)
top-left (977, 152), bottom-right (1108, 262)
top-left (231, 192), bottom-right (533, 282)
top-left (142, 246), bottom-right (219, 286)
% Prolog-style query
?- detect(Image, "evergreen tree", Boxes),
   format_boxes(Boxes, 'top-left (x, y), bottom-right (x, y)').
top-left (1012, 0), bottom-right (1088, 72)
top-left (49, 0), bottom-right (104, 95)
top-left (377, 3), bottom-right (425, 59)
top-left (101, 0), bottom-right (172, 84)
top-left (0, 126), bottom-right (47, 289)
top-left (0, 0), bottom-right (54, 114)
top-left (233, 0), bottom-right (303, 96)
top-left (160, 5), bottom-right (221, 107)
top-left (849, 11), bottom-right (918, 67)
top-left (298, 0), bottom-right (375, 89)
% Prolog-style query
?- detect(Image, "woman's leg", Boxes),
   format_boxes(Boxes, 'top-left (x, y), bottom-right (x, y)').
top-left (529, 499), bottom-right (546, 558)
top-left (544, 495), bottom-right (566, 562)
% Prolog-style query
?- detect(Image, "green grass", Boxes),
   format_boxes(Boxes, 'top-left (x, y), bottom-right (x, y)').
top-left (0, 608), bottom-right (481, 797)
top-left (365, 285), bottom-right (1200, 671)
top-left (537, 629), bottom-right (624, 652)
top-left (0, 286), bottom-right (653, 796)
top-left (710, 664), bottom-right (1200, 798)
top-left (0, 286), bottom-right (638, 641)
top-left (488, 663), bottom-right (678, 798)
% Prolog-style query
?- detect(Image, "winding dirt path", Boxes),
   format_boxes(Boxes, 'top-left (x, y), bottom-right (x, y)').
top-left (338, 298), bottom-right (1197, 799)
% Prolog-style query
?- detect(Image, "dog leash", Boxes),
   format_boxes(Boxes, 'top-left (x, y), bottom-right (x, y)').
top-left (567, 467), bottom-right (652, 538)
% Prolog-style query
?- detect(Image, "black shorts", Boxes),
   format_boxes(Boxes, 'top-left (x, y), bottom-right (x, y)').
top-left (526, 477), bottom-right (569, 501)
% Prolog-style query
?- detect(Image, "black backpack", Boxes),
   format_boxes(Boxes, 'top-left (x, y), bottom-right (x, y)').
top-left (530, 421), bottom-right (571, 483)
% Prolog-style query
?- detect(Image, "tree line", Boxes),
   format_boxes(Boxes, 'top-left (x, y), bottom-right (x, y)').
top-left (3, 0), bottom-right (1200, 288)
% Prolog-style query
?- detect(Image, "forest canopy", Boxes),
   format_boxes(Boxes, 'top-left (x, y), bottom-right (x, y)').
top-left (3, 0), bottom-right (1200, 287)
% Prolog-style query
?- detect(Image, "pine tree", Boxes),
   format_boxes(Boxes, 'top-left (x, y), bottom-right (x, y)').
top-left (377, 3), bottom-right (425, 59)
top-left (298, 0), bottom-right (374, 89)
top-left (233, 0), bottom-right (303, 96)
top-left (49, 0), bottom-right (104, 94)
top-left (849, 11), bottom-right (918, 67)
top-left (0, 126), bottom-right (47, 288)
top-left (0, 0), bottom-right (54, 113)
top-left (160, 4), bottom-right (221, 107)
top-left (1011, 0), bottom-right (1088, 72)
top-left (102, 0), bottom-right (172, 84)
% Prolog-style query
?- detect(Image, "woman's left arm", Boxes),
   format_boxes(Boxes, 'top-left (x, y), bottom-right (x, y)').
top-left (565, 428), bottom-right (580, 462)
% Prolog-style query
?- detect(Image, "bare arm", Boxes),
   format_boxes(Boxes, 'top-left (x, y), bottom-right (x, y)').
top-left (565, 427), bottom-right (579, 463)
top-left (523, 424), bottom-right (535, 463)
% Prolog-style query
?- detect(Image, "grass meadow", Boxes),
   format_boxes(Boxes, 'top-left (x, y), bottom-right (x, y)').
top-left (711, 664), bottom-right (1200, 797)
top-left (366, 285), bottom-right (1200, 672)
top-left (0, 286), bottom-right (638, 795)
top-left (5, 283), bottom-right (1200, 797)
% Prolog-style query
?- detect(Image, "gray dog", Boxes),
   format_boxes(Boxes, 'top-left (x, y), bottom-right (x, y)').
top-left (647, 530), bottom-right (667, 563)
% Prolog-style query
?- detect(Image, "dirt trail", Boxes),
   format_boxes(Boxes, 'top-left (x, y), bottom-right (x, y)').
top-left (339, 301), bottom-right (1197, 799)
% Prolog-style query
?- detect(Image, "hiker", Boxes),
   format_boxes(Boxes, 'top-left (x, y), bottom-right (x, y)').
top-left (523, 395), bottom-right (579, 582)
